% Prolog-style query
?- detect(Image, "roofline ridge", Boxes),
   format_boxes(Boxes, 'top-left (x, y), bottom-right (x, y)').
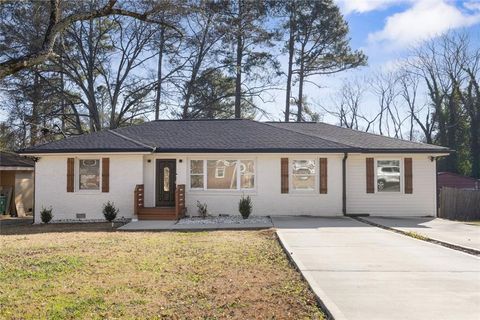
top-left (260, 121), bottom-right (356, 149)
top-left (151, 118), bottom-right (246, 122)
top-left (314, 121), bottom-right (448, 149)
top-left (268, 121), bottom-right (449, 150)
top-left (108, 130), bottom-right (155, 151)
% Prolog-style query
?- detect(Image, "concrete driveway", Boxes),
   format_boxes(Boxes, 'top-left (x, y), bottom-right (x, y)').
top-left (363, 216), bottom-right (480, 252)
top-left (273, 216), bottom-right (480, 320)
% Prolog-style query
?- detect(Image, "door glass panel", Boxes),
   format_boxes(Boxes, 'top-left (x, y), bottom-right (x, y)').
top-left (164, 167), bottom-right (170, 192)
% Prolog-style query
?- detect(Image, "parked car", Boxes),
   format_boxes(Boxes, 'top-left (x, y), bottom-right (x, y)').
top-left (377, 166), bottom-right (400, 191)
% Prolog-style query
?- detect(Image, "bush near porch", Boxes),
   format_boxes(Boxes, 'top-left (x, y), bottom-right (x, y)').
top-left (0, 226), bottom-right (324, 319)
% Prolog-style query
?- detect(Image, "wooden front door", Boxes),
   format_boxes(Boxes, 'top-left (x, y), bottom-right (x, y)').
top-left (156, 159), bottom-right (176, 207)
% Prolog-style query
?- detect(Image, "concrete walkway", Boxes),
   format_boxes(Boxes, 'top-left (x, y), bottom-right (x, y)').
top-left (363, 216), bottom-right (480, 252)
top-left (273, 216), bottom-right (480, 320)
top-left (118, 219), bottom-right (273, 231)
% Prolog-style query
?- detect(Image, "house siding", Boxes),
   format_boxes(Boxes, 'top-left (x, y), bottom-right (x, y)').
top-left (34, 155), bottom-right (143, 222)
top-left (144, 153), bottom-right (343, 216)
top-left (33, 152), bottom-right (439, 221)
top-left (346, 154), bottom-right (437, 216)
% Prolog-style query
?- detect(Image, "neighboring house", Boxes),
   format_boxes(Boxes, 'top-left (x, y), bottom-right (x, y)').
top-left (437, 172), bottom-right (480, 191)
top-left (19, 119), bottom-right (450, 222)
top-left (0, 151), bottom-right (35, 216)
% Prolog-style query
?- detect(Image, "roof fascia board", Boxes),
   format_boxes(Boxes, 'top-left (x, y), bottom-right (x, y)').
top-left (18, 151), bottom-right (152, 156)
top-left (0, 166), bottom-right (34, 171)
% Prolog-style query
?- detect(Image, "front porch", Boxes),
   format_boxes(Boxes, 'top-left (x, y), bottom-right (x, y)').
top-left (134, 184), bottom-right (186, 220)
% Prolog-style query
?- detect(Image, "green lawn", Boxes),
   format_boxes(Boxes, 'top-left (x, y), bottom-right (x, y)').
top-left (0, 225), bottom-right (324, 319)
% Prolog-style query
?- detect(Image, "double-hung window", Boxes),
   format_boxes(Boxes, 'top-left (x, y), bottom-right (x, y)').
top-left (292, 159), bottom-right (316, 191)
top-left (78, 159), bottom-right (100, 190)
top-left (190, 160), bottom-right (204, 189)
top-left (189, 159), bottom-right (255, 190)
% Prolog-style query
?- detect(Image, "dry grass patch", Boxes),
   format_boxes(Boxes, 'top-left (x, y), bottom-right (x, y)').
top-left (0, 228), bottom-right (324, 319)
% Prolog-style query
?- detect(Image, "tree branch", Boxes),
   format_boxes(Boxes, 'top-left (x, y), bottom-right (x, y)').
top-left (0, 0), bottom-right (181, 79)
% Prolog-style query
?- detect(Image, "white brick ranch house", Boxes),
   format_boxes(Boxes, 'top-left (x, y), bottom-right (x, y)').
top-left (19, 119), bottom-right (450, 222)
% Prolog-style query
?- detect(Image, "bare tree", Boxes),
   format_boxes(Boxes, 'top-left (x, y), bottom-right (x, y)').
top-left (330, 79), bottom-right (364, 129)
top-left (397, 70), bottom-right (435, 142)
top-left (369, 72), bottom-right (405, 137)
top-left (0, 0), bottom-right (179, 79)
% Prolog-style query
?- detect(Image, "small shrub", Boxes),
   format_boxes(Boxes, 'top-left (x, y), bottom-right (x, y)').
top-left (196, 201), bottom-right (208, 218)
top-left (238, 195), bottom-right (252, 219)
top-left (40, 207), bottom-right (53, 224)
top-left (103, 201), bottom-right (119, 222)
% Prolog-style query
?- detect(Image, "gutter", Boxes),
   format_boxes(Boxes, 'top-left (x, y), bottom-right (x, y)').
top-left (342, 153), bottom-right (348, 215)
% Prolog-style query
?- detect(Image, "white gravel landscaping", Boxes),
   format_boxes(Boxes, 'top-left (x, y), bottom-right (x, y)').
top-left (177, 215), bottom-right (272, 225)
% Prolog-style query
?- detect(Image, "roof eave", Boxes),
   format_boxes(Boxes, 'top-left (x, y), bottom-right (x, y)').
top-left (18, 147), bottom-right (152, 155)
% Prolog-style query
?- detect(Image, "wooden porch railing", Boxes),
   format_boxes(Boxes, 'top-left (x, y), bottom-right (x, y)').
top-left (175, 184), bottom-right (186, 219)
top-left (134, 184), bottom-right (144, 216)
top-left (134, 184), bottom-right (186, 219)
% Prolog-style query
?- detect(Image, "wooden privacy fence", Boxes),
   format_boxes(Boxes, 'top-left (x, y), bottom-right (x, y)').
top-left (439, 187), bottom-right (480, 221)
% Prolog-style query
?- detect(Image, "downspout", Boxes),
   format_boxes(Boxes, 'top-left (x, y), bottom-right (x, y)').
top-left (342, 153), bottom-right (348, 215)
top-left (435, 156), bottom-right (438, 217)
top-left (32, 157), bottom-right (38, 224)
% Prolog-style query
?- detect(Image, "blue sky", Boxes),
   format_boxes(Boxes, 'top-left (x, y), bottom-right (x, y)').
top-left (261, 0), bottom-right (480, 122)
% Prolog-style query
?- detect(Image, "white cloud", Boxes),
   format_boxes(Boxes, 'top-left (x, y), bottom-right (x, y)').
top-left (368, 0), bottom-right (480, 48)
top-left (464, 1), bottom-right (480, 11)
top-left (335, 0), bottom-right (411, 14)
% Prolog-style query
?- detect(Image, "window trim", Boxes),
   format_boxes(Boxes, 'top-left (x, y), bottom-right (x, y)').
top-left (290, 158), bottom-right (317, 193)
top-left (374, 158), bottom-right (403, 194)
top-left (188, 158), bottom-right (256, 192)
top-left (75, 157), bottom-right (102, 193)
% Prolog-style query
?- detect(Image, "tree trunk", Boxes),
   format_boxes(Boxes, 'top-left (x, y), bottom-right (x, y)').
top-left (297, 53), bottom-right (305, 122)
top-left (87, 17), bottom-right (101, 131)
top-left (183, 19), bottom-right (212, 119)
top-left (285, 8), bottom-right (295, 123)
top-left (234, 0), bottom-right (243, 119)
top-left (154, 27), bottom-right (165, 120)
top-left (30, 72), bottom-right (40, 146)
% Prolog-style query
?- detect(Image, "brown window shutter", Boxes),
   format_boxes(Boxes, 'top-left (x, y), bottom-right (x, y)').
top-left (404, 158), bottom-right (413, 194)
top-left (102, 158), bottom-right (110, 193)
top-left (319, 158), bottom-right (328, 194)
top-left (67, 158), bottom-right (74, 192)
top-left (366, 157), bottom-right (374, 193)
top-left (281, 158), bottom-right (289, 194)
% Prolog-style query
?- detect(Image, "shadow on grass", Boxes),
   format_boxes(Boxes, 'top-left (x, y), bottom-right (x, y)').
top-left (0, 221), bottom-right (127, 235)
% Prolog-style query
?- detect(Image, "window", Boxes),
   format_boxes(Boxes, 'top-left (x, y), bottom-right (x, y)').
top-left (376, 160), bottom-right (401, 192)
top-left (164, 167), bottom-right (170, 192)
top-left (190, 160), bottom-right (204, 189)
top-left (78, 159), bottom-right (100, 190)
top-left (189, 159), bottom-right (255, 190)
top-left (215, 166), bottom-right (225, 178)
top-left (292, 159), bottom-right (316, 190)
top-left (240, 160), bottom-right (255, 189)
top-left (207, 160), bottom-right (237, 189)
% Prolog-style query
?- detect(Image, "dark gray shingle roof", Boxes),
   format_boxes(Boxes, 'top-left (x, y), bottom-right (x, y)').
top-left (0, 151), bottom-right (35, 167)
top-left (19, 119), bottom-right (450, 154)
top-left (267, 122), bottom-right (450, 153)
top-left (19, 130), bottom-right (151, 153)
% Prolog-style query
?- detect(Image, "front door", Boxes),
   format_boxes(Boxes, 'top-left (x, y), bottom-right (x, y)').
top-left (156, 159), bottom-right (176, 207)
